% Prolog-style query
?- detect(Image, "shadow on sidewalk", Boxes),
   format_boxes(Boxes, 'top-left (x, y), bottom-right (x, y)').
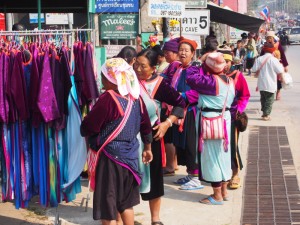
top-left (0, 215), bottom-right (51, 225)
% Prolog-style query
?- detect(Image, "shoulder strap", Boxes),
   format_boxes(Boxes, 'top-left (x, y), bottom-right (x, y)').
top-left (139, 80), bottom-right (160, 122)
top-left (99, 94), bottom-right (133, 152)
top-left (221, 77), bottom-right (230, 117)
top-left (257, 55), bottom-right (272, 73)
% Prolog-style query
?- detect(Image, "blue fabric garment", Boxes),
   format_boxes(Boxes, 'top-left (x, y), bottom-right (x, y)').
top-left (21, 121), bottom-right (33, 202)
top-left (61, 76), bottom-right (87, 189)
top-left (197, 77), bottom-right (235, 182)
top-left (98, 95), bottom-right (142, 179)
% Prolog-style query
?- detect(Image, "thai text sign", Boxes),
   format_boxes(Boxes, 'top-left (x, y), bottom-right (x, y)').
top-left (105, 45), bottom-right (135, 58)
top-left (172, 0), bottom-right (207, 8)
top-left (170, 10), bottom-right (210, 35)
top-left (95, 0), bottom-right (139, 13)
top-left (45, 13), bottom-right (73, 25)
top-left (100, 14), bottom-right (138, 39)
top-left (148, 0), bottom-right (185, 18)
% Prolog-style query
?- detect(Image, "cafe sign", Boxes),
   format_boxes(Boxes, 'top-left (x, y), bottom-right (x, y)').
top-left (100, 14), bottom-right (138, 39)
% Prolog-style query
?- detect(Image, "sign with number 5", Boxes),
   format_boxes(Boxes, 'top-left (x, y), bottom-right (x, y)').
top-left (169, 10), bottom-right (210, 35)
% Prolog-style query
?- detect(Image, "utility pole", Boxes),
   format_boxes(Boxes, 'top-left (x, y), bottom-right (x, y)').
top-left (37, 0), bottom-right (41, 30)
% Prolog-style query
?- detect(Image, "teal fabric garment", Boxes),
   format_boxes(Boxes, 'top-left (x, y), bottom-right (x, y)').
top-left (138, 77), bottom-right (162, 193)
top-left (62, 76), bottom-right (87, 190)
top-left (197, 77), bottom-right (235, 182)
top-left (137, 133), bottom-right (150, 193)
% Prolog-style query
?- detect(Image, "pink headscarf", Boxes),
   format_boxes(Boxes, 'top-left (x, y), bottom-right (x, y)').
top-left (101, 58), bottom-right (140, 99)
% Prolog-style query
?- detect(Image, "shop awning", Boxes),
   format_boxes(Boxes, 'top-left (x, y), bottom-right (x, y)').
top-left (207, 3), bottom-right (265, 33)
top-left (0, 0), bottom-right (87, 13)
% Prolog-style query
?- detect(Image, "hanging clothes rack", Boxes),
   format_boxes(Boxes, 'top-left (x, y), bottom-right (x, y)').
top-left (0, 28), bottom-right (97, 225)
top-left (0, 28), bottom-right (96, 48)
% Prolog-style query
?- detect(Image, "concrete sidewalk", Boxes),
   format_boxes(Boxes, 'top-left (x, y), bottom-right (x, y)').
top-left (1, 75), bottom-right (299, 225)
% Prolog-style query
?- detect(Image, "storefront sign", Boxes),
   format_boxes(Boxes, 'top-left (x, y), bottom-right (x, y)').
top-left (148, 0), bottom-right (185, 18)
top-left (105, 45), bottom-right (135, 58)
top-left (95, 0), bottom-right (139, 13)
top-left (172, 0), bottom-right (207, 8)
top-left (45, 13), bottom-right (73, 25)
top-left (169, 10), bottom-right (210, 35)
top-left (0, 13), bottom-right (6, 31)
top-left (100, 14), bottom-right (138, 39)
top-left (29, 13), bottom-right (45, 24)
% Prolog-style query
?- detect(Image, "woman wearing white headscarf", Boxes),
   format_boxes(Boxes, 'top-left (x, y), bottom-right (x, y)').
top-left (81, 58), bottom-right (153, 225)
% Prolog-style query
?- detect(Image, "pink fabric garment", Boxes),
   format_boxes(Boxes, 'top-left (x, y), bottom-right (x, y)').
top-left (0, 52), bottom-right (10, 123)
top-left (235, 72), bottom-right (250, 113)
top-left (37, 49), bottom-right (60, 122)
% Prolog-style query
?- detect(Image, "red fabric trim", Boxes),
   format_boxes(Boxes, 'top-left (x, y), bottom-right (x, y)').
top-left (151, 76), bottom-right (163, 98)
top-left (213, 75), bottom-right (220, 95)
top-left (107, 90), bottom-right (124, 116)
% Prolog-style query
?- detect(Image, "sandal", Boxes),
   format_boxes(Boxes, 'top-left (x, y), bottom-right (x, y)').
top-left (200, 196), bottom-right (224, 205)
top-left (229, 176), bottom-right (241, 189)
top-left (163, 170), bottom-right (175, 176)
top-left (152, 221), bottom-right (164, 225)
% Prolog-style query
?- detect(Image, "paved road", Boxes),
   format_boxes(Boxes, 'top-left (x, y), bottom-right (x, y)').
top-left (0, 45), bottom-right (300, 225)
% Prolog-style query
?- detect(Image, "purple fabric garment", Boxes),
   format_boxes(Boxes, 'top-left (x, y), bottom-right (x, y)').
top-left (160, 60), bottom-right (181, 85)
top-left (0, 52), bottom-right (10, 123)
top-left (37, 49), bottom-right (60, 123)
top-left (185, 90), bottom-right (199, 105)
top-left (186, 65), bottom-right (218, 96)
top-left (7, 50), bottom-right (17, 122)
top-left (29, 44), bottom-right (43, 127)
top-left (73, 42), bottom-right (85, 106)
top-left (153, 78), bottom-right (186, 118)
top-left (84, 43), bottom-right (99, 100)
top-left (10, 51), bottom-right (29, 121)
top-left (51, 47), bottom-right (72, 130)
top-left (80, 91), bottom-right (152, 141)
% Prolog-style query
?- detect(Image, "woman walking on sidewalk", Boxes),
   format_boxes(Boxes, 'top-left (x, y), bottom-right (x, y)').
top-left (260, 31), bottom-right (289, 100)
top-left (252, 42), bottom-right (284, 121)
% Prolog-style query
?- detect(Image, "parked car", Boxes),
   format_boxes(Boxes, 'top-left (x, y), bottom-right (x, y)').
top-left (282, 27), bottom-right (292, 34)
top-left (288, 27), bottom-right (300, 44)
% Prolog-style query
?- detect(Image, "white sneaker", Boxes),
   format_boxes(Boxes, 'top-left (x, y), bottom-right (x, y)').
top-left (179, 177), bottom-right (204, 190)
top-left (173, 175), bottom-right (193, 185)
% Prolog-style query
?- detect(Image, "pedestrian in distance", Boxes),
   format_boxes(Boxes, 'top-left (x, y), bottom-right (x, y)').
top-left (261, 30), bottom-right (289, 100)
top-left (252, 42), bottom-right (284, 121)
top-left (245, 32), bottom-right (258, 75)
top-left (116, 46), bottom-right (137, 66)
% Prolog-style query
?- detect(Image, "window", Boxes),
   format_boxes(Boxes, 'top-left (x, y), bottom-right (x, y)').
top-left (291, 28), bottom-right (300, 34)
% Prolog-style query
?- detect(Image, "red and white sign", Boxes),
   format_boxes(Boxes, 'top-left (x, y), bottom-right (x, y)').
top-left (0, 13), bottom-right (6, 31)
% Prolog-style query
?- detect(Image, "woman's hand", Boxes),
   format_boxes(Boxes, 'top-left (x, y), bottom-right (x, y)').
top-left (153, 121), bottom-right (170, 141)
top-left (153, 115), bottom-right (176, 141)
top-left (142, 148), bottom-right (153, 165)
